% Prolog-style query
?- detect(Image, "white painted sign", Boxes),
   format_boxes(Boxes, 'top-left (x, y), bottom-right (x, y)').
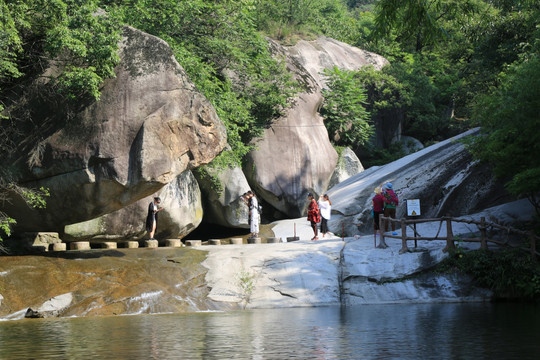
top-left (407, 199), bottom-right (421, 216)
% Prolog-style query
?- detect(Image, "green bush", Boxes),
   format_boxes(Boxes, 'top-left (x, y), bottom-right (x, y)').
top-left (438, 248), bottom-right (540, 301)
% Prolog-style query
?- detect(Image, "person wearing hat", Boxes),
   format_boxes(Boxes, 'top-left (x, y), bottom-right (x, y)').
top-left (307, 193), bottom-right (321, 240)
top-left (382, 183), bottom-right (399, 233)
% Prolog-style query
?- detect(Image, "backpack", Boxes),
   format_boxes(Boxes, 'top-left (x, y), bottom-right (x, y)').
top-left (385, 191), bottom-right (399, 207)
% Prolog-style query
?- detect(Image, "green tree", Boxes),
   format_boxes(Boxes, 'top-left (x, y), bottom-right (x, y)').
top-left (469, 32), bottom-right (540, 215)
top-left (0, 0), bottom-right (120, 101)
top-left (114, 0), bottom-right (299, 166)
top-left (320, 66), bottom-right (372, 147)
top-left (374, 0), bottom-right (482, 52)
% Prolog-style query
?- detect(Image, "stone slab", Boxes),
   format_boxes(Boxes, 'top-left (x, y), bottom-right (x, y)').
top-left (185, 240), bottom-right (202, 247)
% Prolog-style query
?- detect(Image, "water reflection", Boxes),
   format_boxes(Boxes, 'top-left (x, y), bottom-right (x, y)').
top-left (0, 303), bottom-right (538, 359)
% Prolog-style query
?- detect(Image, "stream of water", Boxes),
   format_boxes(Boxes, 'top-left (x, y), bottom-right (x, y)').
top-left (0, 302), bottom-right (538, 360)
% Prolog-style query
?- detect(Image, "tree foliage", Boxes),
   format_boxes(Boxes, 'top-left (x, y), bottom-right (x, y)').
top-left (320, 67), bottom-right (372, 147)
top-left (113, 0), bottom-right (299, 166)
top-left (468, 31), bottom-right (540, 214)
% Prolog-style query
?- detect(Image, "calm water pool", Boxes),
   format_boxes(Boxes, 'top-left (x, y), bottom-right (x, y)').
top-left (0, 303), bottom-right (538, 359)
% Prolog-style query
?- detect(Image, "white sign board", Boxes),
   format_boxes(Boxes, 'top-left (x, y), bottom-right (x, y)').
top-left (407, 199), bottom-right (421, 216)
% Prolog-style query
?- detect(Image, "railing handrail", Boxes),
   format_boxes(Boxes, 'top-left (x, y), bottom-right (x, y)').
top-left (378, 215), bottom-right (539, 258)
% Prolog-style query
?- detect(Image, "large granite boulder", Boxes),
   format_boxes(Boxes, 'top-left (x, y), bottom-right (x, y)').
top-left (327, 128), bottom-right (515, 236)
top-left (64, 171), bottom-right (202, 241)
top-left (245, 37), bottom-right (388, 217)
top-left (195, 165), bottom-right (251, 228)
top-left (2, 26), bottom-right (226, 232)
top-left (328, 147), bottom-right (364, 190)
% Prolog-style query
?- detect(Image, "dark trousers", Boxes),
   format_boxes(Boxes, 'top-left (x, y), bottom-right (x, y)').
top-left (384, 208), bottom-right (396, 231)
top-left (320, 217), bottom-right (328, 234)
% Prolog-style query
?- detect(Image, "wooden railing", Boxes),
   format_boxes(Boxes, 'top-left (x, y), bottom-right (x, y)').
top-left (379, 216), bottom-right (539, 258)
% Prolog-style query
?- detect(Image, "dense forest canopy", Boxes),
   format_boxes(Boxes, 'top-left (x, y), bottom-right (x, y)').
top-left (1, 0), bottom-right (539, 241)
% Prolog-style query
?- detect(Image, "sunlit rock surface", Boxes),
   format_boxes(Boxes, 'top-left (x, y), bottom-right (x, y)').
top-left (1, 26), bottom-right (226, 232)
top-left (327, 128), bottom-right (514, 237)
top-left (1, 201), bottom-right (532, 320)
top-left (245, 37), bottom-right (388, 218)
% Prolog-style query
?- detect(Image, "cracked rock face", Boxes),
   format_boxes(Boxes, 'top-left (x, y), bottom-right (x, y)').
top-left (2, 26), bottom-right (226, 232)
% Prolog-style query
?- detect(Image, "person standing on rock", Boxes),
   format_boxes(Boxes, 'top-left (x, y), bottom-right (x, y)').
top-left (372, 186), bottom-right (386, 247)
top-left (318, 194), bottom-right (331, 238)
top-left (146, 197), bottom-right (163, 240)
top-left (383, 183), bottom-right (399, 233)
top-left (307, 193), bottom-right (321, 241)
top-left (248, 192), bottom-right (260, 238)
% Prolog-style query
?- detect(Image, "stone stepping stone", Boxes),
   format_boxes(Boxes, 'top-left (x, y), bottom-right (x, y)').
top-left (247, 237), bottom-right (261, 244)
top-left (229, 238), bottom-right (243, 245)
top-left (121, 241), bottom-right (139, 249)
top-left (165, 239), bottom-right (182, 248)
top-left (52, 243), bottom-right (67, 251)
top-left (145, 239), bottom-right (159, 248)
top-left (69, 242), bottom-right (91, 250)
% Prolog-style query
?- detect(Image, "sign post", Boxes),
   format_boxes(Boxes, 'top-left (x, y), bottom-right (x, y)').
top-left (406, 199), bottom-right (421, 248)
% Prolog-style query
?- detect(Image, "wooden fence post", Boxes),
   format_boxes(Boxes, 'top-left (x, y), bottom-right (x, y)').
top-left (399, 219), bottom-right (408, 254)
top-left (443, 217), bottom-right (456, 252)
top-left (480, 216), bottom-right (488, 250)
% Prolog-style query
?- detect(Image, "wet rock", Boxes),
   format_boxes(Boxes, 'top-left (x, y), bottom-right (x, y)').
top-left (24, 308), bottom-right (43, 319)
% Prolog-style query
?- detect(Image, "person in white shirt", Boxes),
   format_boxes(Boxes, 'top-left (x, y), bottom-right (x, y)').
top-left (145, 197), bottom-right (163, 240)
top-left (249, 192), bottom-right (260, 238)
top-left (318, 194), bottom-right (331, 238)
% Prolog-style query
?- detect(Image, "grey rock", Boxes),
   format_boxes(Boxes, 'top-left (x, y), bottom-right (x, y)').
top-left (195, 165), bottom-right (251, 228)
top-left (2, 26), bottom-right (226, 232)
top-left (328, 147), bottom-right (364, 190)
top-left (327, 128), bottom-right (514, 237)
top-left (64, 171), bottom-right (202, 241)
top-left (245, 38), bottom-right (387, 217)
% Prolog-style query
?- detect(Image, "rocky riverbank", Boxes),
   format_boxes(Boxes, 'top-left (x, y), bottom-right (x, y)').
top-left (0, 199), bottom-right (533, 321)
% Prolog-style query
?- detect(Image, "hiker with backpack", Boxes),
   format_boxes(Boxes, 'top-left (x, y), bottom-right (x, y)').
top-left (382, 183), bottom-right (399, 233)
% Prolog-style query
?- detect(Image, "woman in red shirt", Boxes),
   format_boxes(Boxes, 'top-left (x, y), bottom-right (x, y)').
top-left (307, 193), bottom-right (321, 241)
top-left (372, 187), bottom-right (385, 244)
